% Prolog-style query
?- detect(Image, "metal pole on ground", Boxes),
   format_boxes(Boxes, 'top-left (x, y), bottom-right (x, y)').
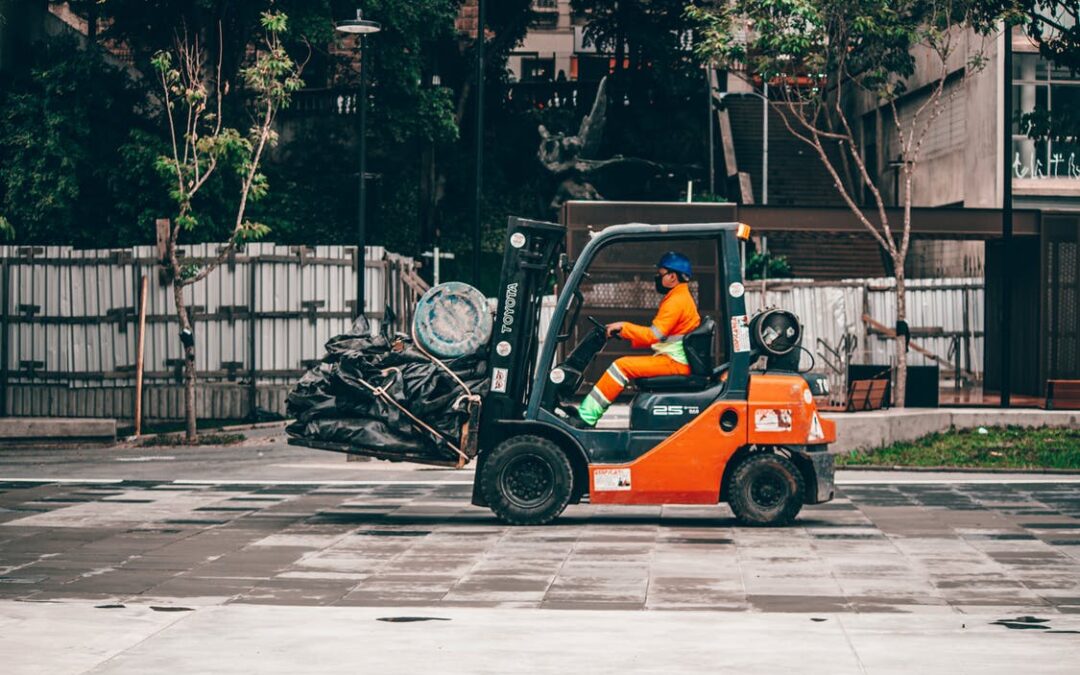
top-left (1000, 28), bottom-right (1013, 407)
top-left (335, 11), bottom-right (381, 320)
top-left (707, 65), bottom-right (715, 195)
top-left (134, 274), bottom-right (148, 436)
top-left (357, 36), bottom-right (369, 318)
top-left (473, 0), bottom-right (485, 287)
top-left (762, 81), bottom-right (769, 206)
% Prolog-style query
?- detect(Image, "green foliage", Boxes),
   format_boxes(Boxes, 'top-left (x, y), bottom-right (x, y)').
top-left (837, 425), bottom-right (1080, 469)
top-left (8, 0), bottom-right (716, 285)
top-left (139, 431), bottom-right (246, 447)
top-left (153, 8), bottom-right (301, 268)
top-left (0, 36), bottom-right (169, 245)
top-left (575, 0), bottom-right (708, 78)
top-left (745, 252), bottom-right (793, 280)
top-left (687, 0), bottom-right (1007, 106)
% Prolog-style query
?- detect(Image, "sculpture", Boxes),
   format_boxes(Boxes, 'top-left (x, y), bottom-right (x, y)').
top-left (537, 77), bottom-right (691, 209)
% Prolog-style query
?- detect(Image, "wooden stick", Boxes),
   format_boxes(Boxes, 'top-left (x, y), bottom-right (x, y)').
top-left (134, 274), bottom-right (149, 436)
top-left (860, 313), bottom-right (945, 363)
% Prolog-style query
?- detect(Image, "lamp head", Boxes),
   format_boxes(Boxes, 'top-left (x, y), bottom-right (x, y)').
top-left (336, 10), bottom-right (381, 35)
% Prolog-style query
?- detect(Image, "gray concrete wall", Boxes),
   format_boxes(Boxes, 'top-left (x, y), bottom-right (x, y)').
top-left (850, 30), bottom-right (1002, 209)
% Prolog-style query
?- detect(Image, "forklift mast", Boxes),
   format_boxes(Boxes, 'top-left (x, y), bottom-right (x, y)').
top-left (481, 217), bottom-right (566, 438)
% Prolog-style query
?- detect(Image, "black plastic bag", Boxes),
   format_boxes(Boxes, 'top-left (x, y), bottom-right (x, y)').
top-left (286, 319), bottom-right (487, 463)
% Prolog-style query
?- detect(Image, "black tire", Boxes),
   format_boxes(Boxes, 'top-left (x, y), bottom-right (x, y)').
top-left (480, 435), bottom-right (573, 526)
top-left (728, 452), bottom-right (805, 527)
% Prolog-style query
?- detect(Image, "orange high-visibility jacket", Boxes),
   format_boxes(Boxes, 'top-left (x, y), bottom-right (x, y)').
top-left (619, 282), bottom-right (701, 358)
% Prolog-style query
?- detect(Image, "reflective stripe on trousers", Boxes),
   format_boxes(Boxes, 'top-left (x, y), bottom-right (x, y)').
top-left (578, 355), bottom-right (691, 426)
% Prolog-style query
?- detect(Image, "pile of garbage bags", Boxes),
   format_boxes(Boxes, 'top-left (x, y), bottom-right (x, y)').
top-left (286, 318), bottom-right (488, 465)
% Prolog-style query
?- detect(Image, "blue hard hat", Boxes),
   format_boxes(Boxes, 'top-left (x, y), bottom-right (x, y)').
top-left (657, 251), bottom-right (692, 278)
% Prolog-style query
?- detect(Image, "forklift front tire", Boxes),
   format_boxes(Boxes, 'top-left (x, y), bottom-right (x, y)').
top-left (728, 451), bottom-right (805, 527)
top-left (481, 435), bottom-right (573, 526)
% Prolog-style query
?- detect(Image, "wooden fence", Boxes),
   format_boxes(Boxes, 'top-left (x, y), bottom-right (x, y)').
top-left (0, 243), bottom-right (428, 421)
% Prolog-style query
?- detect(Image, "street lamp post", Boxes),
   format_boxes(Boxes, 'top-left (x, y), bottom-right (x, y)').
top-left (336, 10), bottom-right (381, 320)
top-left (473, 0), bottom-right (485, 287)
top-left (1000, 28), bottom-right (1013, 407)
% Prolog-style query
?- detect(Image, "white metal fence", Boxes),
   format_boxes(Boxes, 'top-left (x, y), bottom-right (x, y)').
top-left (743, 277), bottom-right (984, 398)
top-left (0, 243), bottom-right (427, 421)
top-left (540, 277), bottom-right (984, 397)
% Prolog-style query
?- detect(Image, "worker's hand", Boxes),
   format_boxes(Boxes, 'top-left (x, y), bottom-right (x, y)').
top-left (605, 322), bottom-right (625, 338)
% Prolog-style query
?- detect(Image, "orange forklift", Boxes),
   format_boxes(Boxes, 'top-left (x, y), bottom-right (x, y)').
top-left (473, 217), bottom-right (836, 526)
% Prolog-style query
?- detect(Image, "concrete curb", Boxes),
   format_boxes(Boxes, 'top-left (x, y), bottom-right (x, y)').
top-left (835, 464), bottom-right (1080, 474)
top-left (824, 408), bottom-right (1080, 454)
top-left (0, 417), bottom-right (116, 446)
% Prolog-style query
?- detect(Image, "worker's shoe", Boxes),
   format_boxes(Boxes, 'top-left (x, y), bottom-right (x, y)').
top-left (556, 405), bottom-right (595, 429)
top-left (567, 412), bottom-right (595, 430)
top-left (577, 396), bottom-right (605, 427)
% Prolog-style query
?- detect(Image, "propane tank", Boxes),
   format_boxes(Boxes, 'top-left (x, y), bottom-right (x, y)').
top-left (412, 282), bottom-right (492, 358)
top-left (748, 308), bottom-right (803, 371)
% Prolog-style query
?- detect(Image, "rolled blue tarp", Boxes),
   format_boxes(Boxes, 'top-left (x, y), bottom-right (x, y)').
top-left (412, 282), bottom-right (492, 358)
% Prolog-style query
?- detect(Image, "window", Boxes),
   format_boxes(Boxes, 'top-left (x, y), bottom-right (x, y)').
top-left (521, 57), bottom-right (555, 82)
top-left (1012, 53), bottom-right (1080, 179)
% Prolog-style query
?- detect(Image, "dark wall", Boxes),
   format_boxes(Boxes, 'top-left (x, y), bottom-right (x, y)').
top-left (1042, 214), bottom-right (1080, 382)
top-left (984, 237), bottom-right (1042, 396)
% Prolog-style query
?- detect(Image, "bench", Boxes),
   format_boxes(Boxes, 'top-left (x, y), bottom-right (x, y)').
top-left (1046, 380), bottom-right (1080, 410)
top-left (846, 378), bottom-right (890, 412)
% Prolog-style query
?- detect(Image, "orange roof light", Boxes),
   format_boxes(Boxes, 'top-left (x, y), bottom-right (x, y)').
top-left (736, 223), bottom-right (752, 240)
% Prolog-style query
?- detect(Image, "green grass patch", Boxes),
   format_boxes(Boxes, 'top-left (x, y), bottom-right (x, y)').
top-left (139, 432), bottom-right (246, 448)
top-left (837, 425), bottom-right (1080, 470)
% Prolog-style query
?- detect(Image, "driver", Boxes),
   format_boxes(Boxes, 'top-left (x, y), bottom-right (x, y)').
top-left (578, 251), bottom-right (701, 427)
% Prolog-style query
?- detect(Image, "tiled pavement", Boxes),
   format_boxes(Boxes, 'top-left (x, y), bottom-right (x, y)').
top-left (1, 479), bottom-right (1079, 613)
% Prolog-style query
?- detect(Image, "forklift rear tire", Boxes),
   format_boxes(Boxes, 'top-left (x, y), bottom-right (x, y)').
top-left (481, 435), bottom-right (573, 526)
top-left (728, 452), bottom-right (805, 527)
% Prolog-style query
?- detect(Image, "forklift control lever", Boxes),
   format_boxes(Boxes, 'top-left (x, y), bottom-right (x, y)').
top-left (586, 315), bottom-right (608, 335)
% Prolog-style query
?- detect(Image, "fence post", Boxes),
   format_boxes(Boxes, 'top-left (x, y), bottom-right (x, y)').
top-left (0, 257), bottom-right (8, 417)
top-left (248, 252), bottom-right (258, 420)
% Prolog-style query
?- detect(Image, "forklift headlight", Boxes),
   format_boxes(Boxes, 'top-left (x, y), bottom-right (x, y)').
top-left (736, 223), bottom-right (752, 240)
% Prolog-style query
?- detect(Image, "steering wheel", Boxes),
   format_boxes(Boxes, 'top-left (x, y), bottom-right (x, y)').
top-left (586, 315), bottom-right (608, 336)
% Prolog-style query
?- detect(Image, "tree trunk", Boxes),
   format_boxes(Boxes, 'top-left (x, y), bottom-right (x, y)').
top-left (172, 280), bottom-right (198, 441)
top-left (893, 268), bottom-right (907, 409)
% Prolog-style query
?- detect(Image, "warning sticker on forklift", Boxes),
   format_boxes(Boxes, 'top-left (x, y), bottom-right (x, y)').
top-left (731, 315), bottom-right (751, 352)
top-left (808, 412), bottom-right (825, 442)
top-left (754, 408), bottom-right (792, 432)
top-left (594, 468), bottom-right (632, 491)
top-left (491, 367), bottom-right (509, 393)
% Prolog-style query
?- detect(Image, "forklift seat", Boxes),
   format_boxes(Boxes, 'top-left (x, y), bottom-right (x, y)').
top-left (636, 317), bottom-right (715, 392)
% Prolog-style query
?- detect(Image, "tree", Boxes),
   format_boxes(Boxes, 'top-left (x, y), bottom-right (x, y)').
top-left (689, 0), bottom-right (1011, 406)
top-left (152, 10), bottom-right (303, 440)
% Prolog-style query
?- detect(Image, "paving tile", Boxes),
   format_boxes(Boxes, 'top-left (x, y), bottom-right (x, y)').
top-left (2, 480), bottom-right (1080, 613)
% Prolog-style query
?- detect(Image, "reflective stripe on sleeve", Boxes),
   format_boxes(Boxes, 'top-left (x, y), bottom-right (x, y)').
top-left (649, 324), bottom-right (666, 340)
